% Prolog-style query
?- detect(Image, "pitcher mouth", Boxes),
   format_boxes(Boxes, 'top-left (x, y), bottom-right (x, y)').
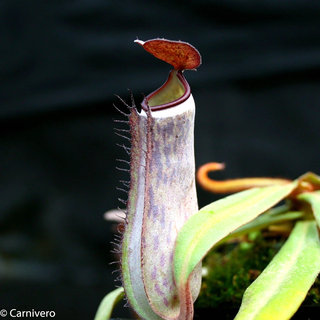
top-left (141, 70), bottom-right (190, 112)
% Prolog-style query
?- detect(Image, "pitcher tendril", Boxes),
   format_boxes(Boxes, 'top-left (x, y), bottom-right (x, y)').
top-left (197, 162), bottom-right (291, 194)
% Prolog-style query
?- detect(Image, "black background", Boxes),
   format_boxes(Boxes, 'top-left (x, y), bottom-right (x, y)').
top-left (1, 1), bottom-right (320, 319)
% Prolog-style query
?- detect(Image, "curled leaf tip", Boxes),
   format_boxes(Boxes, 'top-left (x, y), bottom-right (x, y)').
top-left (197, 162), bottom-right (291, 194)
top-left (135, 38), bottom-right (202, 71)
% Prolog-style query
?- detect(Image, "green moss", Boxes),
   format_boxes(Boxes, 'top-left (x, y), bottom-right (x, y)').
top-left (195, 232), bottom-right (320, 309)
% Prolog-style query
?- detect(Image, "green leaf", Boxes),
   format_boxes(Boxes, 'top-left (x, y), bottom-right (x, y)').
top-left (230, 210), bottom-right (303, 239)
top-left (94, 287), bottom-right (124, 320)
top-left (235, 221), bottom-right (320, 320)
top-left (298, 191), bottom-right (320, 228)
top-left (174, 183), bottom-right (297, 290)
